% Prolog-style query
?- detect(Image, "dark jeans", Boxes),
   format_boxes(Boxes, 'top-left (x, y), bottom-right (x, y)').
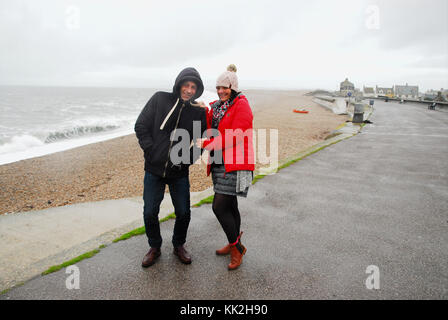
top-left (143, 171), bottom-right (191, 248)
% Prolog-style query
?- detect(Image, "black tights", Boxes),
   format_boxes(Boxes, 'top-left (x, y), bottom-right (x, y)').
top-left (212, 193), bottom-right (241, 244)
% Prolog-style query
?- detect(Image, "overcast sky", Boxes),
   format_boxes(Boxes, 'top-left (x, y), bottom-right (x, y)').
top-left (0, 0), bottom-right (447, 91)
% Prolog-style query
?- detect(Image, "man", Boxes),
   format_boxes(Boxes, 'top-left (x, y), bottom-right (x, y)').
top-left (135, 67), bottom-right (207, 267)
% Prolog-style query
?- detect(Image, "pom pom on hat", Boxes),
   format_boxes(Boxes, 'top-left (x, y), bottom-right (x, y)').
top-left (227, 64), bottom-right (237, 72)
top-left (216, 64), bottom-right (239, 91)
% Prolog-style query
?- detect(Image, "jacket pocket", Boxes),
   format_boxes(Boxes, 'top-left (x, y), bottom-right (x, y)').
top-left (149, 138), bottom-right (169, 166)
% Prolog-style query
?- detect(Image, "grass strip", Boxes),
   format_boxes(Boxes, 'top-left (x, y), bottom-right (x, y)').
top-left (160, 212), bottom-right (176, 222)
top-left (1, 282), bottom-right (24, 296)
top-left (251, 135), bottom-right (349, 184)
top-left (112, 226), bottom-right (146, 243)
top-left (41, 248), bottom-right (100, 276)
top-left (192, 195), bottom-right (214, 207)
top-left (38, 211), bottom-right (177, 278)
top-left (252, 174), bottom-right (267, 184)
top-left (112, 211), bottom-right (177, 244)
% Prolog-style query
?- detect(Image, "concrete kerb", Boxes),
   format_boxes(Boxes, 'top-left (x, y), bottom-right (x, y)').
top-left (313, 96), bottom-right (374, 123)
top-left (0, 189), bottom-right (213, 293)
top-left (255, 122), bottom-right (362, 179)
top-left (312, 96), bottom-right (349, 115)
top-left (0, 111), bottom-right (373, 295)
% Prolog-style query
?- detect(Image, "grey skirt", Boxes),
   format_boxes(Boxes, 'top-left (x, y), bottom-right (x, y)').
top-left (211, 165), bottom-right (253, 198)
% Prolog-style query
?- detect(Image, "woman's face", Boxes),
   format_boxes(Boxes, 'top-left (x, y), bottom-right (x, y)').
top-left (217, 86), bottom-right (231, 102)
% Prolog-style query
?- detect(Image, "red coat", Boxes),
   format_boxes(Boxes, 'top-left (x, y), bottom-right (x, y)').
top-left (203, 94), bottom-right (255, 176)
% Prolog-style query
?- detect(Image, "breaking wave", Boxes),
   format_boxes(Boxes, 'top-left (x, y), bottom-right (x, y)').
top-left (44, 124), bottom-right (121, 143)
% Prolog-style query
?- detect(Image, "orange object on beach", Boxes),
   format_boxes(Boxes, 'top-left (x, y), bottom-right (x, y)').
top-left (293, 108), bottom-right (309, 114)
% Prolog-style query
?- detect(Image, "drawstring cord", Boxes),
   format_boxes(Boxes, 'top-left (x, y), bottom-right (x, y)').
top-left (160, 98), bottom-right (179, 130)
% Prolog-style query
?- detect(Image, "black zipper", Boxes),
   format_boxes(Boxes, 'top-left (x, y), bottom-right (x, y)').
top-left (163, 102), bottom-right (185, 178)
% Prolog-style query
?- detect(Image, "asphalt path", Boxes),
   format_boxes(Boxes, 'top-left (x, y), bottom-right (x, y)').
top-left (2, 100), bottom-right (447, 300)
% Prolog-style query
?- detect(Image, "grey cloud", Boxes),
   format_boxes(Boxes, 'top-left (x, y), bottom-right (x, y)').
top-left (408, 55), bottom-right (448, 68)
top-left (0, 0), bottom-right (291, 85)
top-left (0, 0), bottom-right (446, 89)
top-left (362, 0), bottom-right (447, 55)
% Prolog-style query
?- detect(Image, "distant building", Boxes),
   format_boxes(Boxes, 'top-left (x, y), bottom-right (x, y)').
top-left (376, 85), bottom-right (394, 97)
top-left (340, 78), bottom-right (355, 97)
top-left (363, 86), bottom-right (375, 97)
top-left (424, 89), bottom-right (439, 101)
top-left (434, 89), bottom-right (448, 102)
top-left (394, 83), bottom-right (419, 99)
top-left (425, 88), bottom-right (448, 101)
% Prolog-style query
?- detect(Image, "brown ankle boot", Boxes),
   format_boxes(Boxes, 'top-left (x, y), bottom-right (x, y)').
top-left (216, 232), bottom-right (243, 256)
top-left (228, 243), bottom-right (247, 270)
top-left (216, 244), bottom-right (231, 255)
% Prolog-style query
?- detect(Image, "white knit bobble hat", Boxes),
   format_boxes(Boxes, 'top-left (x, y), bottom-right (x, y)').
top-left (216, 64), bottom-right (238, 92)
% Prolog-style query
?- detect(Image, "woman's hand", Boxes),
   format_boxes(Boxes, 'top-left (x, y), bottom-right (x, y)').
top-left (195, 138), bottom-right (207, 148)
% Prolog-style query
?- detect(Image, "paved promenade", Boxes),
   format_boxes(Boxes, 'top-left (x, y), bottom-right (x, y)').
top-left (1, 100), bottom-right (447, 299)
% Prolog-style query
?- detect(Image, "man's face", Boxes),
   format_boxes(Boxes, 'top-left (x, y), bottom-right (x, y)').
top-left (217, 86), bottom-right (231, 102)
top-left (180, 81), bottom-right (197, 101)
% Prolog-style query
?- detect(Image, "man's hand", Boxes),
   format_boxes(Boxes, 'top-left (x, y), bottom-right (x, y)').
top-left (198, 101), bottom-right (208, 110)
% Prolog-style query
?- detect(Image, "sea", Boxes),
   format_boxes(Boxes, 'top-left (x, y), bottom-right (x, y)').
top-left (0, 86), bottom-right (218, 166)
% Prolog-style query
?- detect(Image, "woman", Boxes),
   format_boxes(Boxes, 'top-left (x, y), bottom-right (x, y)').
top-left (197, 64), bottom-right (254, 270)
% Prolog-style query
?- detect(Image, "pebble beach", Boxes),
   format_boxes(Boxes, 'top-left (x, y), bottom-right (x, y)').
top-left (0, 89), bottom-right (348, 215)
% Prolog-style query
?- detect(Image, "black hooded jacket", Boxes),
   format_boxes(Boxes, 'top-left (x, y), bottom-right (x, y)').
top-left (134, 67), bottom-right (207, 178)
